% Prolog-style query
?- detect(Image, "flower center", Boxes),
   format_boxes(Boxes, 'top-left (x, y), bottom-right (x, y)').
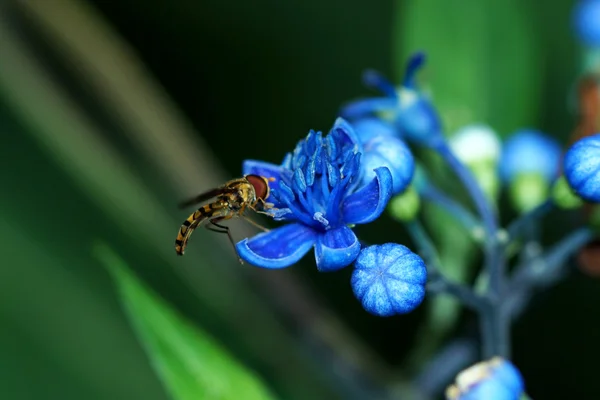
top-left (271, 129), bottom-right (361, 231)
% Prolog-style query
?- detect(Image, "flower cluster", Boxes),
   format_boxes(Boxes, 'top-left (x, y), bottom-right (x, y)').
top-left (238, 118), bottom-right (408, 273)
top-left (231, 26), bottom-right (600, 396)
top-left (238, 113), bottom-right (425, 315)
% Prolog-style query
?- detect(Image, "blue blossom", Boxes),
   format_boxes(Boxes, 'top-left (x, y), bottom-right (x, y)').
top-left (498, 129), bottom-right (562, 184)
top-left (564, 133), bottom-right (600, 202)
top-left (237, 118), bottom-right (394, 271)
top-left (351, 243), bottom-right (427, 316)
top-left (445, 357), bottom-right (525, 400)
top-left (341, 52), bottom-right (443, 146)
top-left (573, 0), bottom-right (600, 46)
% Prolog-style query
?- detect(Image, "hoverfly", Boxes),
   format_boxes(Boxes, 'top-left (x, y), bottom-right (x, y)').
top-left (175, 174), bottom-right (276, 263)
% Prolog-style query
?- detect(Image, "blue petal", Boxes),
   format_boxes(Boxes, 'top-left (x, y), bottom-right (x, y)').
top-left (458, 359), bottom-right (524, 400)
top-left (402, 52), bottom-right (426, 89)
top-left (331, 117), bottom-right (362, 154)
top-left (237, 223), bottom-right (316, 269)
top-left (340, 97), bottom-right (398, 120)
top-left (342, 166), bottom-right (393, 224)
top-left (362, 69), bottom-right (398, 98)
top-left (314, 226), bottom-right (361, 272)
top-left (395, 98), bottom-right (442, 145)
top-left (494, 360), bottom-right (525, 396)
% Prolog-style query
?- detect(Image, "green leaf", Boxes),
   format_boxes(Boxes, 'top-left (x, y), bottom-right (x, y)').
top-left (94, 242), bottom-right (278, 400)
top-left (393, 0), bottom-right (542, 136)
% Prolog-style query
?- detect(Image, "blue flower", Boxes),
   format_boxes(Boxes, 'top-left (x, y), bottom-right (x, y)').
top-left (361, 135), bottom-right (414, 194)
top-left (573, 0), bottom-right (600, 46)
top-left (564, 133), bottom-right (600, 202)
top-left (351, 118), bottom-right (397, 143)
top-left (237, 118), bottom-right (394, 271)
top-left (445, 357), bottom-right (525, 400)
top-left (341, 52), bottom-right (443, 146)
top-left (351, 243), bottom-right (427, 316)
top-left (498, 129), bottom-right (562, 184)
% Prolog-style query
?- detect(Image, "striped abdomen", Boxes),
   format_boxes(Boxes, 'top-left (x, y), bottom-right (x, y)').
top-left (175, 203), bottom-right (226, 255)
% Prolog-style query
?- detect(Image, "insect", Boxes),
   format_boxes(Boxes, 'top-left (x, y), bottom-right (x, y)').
top-left (175, 174), bottom-right (276, 263)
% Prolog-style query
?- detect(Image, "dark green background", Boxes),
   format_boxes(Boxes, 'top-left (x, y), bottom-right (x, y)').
top-left (2, 0), bottom-right (599, 399)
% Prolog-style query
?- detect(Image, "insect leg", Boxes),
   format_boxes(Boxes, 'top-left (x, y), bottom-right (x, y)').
top-left (251, 199), bottom-right (277, 216)
top-left (206, 217), bottom-right (244, 264)
top-left (241, 215), bottom-right (270, 232)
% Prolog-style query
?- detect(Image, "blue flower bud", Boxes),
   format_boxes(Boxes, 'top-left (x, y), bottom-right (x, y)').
top-left (351, 118), bottom-right (397, 144)
top-left (351, 243), bottom-right (427, 316)
top-left (361, 135), bottom-right (415, 195)
top-left (498, 129), bottom-right (562, 184)
top-left (564, 133), bottom-right (600, 202)
top-left (450, 124), bottom-right (502, 201)
top-left (395, 88), bottom-right (443, 146)
top-left (445, 357), bottom-right (525, 400)
top-left (573, 0), bottom-right (600, 46)
top-left (341, 53), bottom-right (444, 148)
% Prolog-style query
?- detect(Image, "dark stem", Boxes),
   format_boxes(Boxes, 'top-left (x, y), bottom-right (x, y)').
top-left (483, 300), bottom-right (510, 358)
top-left (506, 200), bottom-right (554, 242)
top-left (433, 142), bottom-right (509, 359)
top-left (432, 142), bottom-right (498, 239)
top-left (415, 336), bottom-right (478, 398)
top-left (406, 220), bottom-right (484, 312)
top-left (506, 227), bottom-right (594, 319)
top-left (433, 142), bottom-right (503, 296)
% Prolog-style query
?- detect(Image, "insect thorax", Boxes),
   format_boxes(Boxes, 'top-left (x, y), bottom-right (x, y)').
top-left (226, 182), bottom-right (257, 211)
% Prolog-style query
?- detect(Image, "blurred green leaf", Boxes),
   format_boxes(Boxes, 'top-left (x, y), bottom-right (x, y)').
top-left (95, 242), bottom-right (278, 400)
top-left (393, 0), bottom-right (542, 136)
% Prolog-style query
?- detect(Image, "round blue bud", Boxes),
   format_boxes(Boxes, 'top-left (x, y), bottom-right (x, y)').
top-left (573, 0), bottom-right (600, 46)
top-left (446, 357), bottom-right (525, 400)
top-left (351, 118), bottom-right (397, 144)
top-left (361, 135), bottom-right (415, 195)
top-left (351, 243), bottom-right (427, 317)
top-left (498, 129), bottom-right (562, 184)
top-left (564, 133), bottom-right (600, 202)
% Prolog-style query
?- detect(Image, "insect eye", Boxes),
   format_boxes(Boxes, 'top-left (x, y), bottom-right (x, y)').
top-left (246, 175), bottom-right (269, 199)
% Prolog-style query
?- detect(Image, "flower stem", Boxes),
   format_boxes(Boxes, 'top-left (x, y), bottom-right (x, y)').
top-left (431, 141), bottom-right (517, 361)
top-left (421, 184), bottom-right (482, 239)
top-left (506, 200), bottom-right (554, 242)
top-left (415, 337), bottom-right (478, 397)
top-left (433, 142), bottom-right (503, 296)
top-left (433, 141), bottom-right (498, 239)
top-left (481, 300), bottom-right (510, 359)
top-left (506, 227), bottom-right (594, 318)
top-left (406, 220), bottom-right (484, 311)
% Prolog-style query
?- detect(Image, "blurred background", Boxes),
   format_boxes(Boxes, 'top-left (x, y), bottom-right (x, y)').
top-left (1, 0), bottom-right (599, 399)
